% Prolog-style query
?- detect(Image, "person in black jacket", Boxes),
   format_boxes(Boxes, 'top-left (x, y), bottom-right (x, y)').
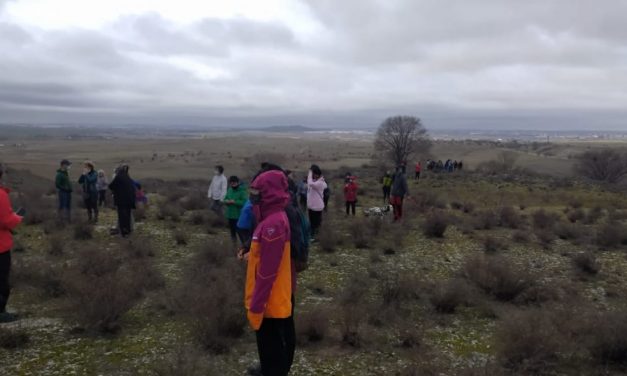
top-left (109, 164), bottom-right (136, 237)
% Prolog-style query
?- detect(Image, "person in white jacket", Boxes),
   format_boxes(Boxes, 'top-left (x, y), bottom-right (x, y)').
top-left (307, 164), bottom-right (327, 240)
top-left (208, 165), bottom-right (228, 216)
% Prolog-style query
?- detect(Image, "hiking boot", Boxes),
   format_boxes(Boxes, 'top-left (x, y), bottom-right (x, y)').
top-left (246, 365), bottom-right (263, 376)
top-left (0, 312), bottom-right (19, 323)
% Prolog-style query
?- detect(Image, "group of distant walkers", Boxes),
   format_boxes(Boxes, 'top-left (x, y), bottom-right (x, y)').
top-left (425, 159), bottom-right (463, 173)
top-left (0, 156), bottom-right (460, 375)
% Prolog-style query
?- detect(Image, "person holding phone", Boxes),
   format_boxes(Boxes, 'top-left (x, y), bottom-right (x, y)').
top-left (0, 164), bottom-right (23, 322)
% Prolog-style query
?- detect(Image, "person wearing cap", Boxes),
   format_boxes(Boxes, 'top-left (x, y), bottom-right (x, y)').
top-left (223, 175), bottom-right (247, 244)
top-left (245, 169), bottom-right (295, 376)
top-left (108, 164), bottom-right (136, 237)
top-left (55, 159), bottom-right (73, 223)
top-left (78, 161), bottom-right (99, 222)
top-left (0, 164), bottom-right (23, 322)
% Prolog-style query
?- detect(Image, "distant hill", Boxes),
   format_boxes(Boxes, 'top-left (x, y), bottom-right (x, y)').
top-left (257, 125), bottom-right (321, 133)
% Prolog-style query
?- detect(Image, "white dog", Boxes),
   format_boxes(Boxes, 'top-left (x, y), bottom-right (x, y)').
top-left (363, 205), bottom-right (393, 218)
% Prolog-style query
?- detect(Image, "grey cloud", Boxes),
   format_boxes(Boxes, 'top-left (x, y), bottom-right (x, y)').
top-left (0, 0), bottom-right (627, 130)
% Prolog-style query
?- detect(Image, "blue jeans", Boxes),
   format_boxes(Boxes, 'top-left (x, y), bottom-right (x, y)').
top-left (58, 190), bottom-right (71, 210)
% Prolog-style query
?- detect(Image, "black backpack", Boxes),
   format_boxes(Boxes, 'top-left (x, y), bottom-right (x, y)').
top-left (285, 203), bottom-right (310, 272)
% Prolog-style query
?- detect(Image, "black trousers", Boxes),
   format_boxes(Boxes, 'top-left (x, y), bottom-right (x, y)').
top-left (256, 316), bottom-right (296, 376)
top-left (117, 206), bottom-right (133, 236)
top-left (345, 201), bottom-right (356, 216)
top-left (0, 251), bottom-right (11, 313)
top-left (237, 228), bottom-right (252, 246)
top-left (228, 219), bottom-right (239, 242)
top-left (84, 195), bottom-right (98, 220)
top-left (308, 210), bottom-right (322, 237)
top-left (383, 186), bottom-right (391, 203)
top-left (98, 190), bottom-right (107, 207)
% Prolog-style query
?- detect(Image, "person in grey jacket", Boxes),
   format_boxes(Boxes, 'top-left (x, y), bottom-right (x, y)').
top-left (390, 166), bottom-right (409, 221)
top-left (208, 165), bottom-right (228, 217)
top-left (96, 169), bottom-right (109, 207)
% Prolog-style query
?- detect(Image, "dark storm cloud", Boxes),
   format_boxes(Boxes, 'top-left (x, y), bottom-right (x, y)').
top-left (0, 0), bottom-right (626, 129)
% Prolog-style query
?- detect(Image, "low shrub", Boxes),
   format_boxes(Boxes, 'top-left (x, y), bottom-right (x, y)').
top-left (296, 306), bottom-right (330, 344)
top-left (495, 309), bottom-right (561, 373)
top-left (498, 206), bottom-right (525, 229)
top-left (349, 219), bottom-right (370, 248)
top-left (47, 234), bottom-right (65, 256)
top-left (73, 221), bottom-right (93, 240)
top-left (532, 209), bottom-right (559, 230)
top-left (422, 211), bottom-right (449, 238)
top-left (157, 204), bottom-right (182, 222)
top-left (567, 208), bottom-right (586, 223)
top-left (588, 310), bottom-right (627, 365)
top-left (461, 255), bottom-right (533, 302)
top-left (134, 206), bottom-right (147, 222)
top-left (0, 326), bottom-right (30, 349)
top-left (174, 230), bottom-right (188, 246)
top-left (584, 207), bottom-right (604, 225)
top-left (338, 276), bottom-right (370, 347)
top-left (380, 273), bottom-right (419, 308)
top-left (572, 252), bottom-right (600, 275)
top-left (472, 210), bottom-right (499, 230)
top-left (318, 222), bottom-right (341, 253)
top-left (189, 211), bottom-right (208, 226)
top-left (482, 236), bottom-right (509, 253)
top-left (596, 222), bottom-right (627, 249)
top-left (429, 278), bottom-right (469, 314)
top-left (180, 192), bottom-right (207, 211)
top-left (511, 230), bottom-right (531, 244)
top-left (62, 243), bottom-right (163, 333)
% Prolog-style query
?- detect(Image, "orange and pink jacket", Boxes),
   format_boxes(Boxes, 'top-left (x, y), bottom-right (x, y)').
top-left (0, 186), bottom-right (22, 253)
top-left (245, 170), bottom-right (295, 330)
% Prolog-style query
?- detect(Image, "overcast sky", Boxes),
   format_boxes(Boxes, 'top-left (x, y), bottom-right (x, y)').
top-left (1, 0), bottom-right (627, 130)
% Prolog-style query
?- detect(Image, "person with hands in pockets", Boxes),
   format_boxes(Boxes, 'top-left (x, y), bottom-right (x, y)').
top-left (245, 169), bottom-right (295, 376)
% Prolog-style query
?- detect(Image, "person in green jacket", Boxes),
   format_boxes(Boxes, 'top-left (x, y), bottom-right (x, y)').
top-left (224, 176), bottom-right (247, 244)
top-left (55, 159), bottom-right (73, 223)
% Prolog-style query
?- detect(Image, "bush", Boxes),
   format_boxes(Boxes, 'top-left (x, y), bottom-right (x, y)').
top-left (554, 222), bottom-right (589, 242)
top-left (535, 230), bottom-right (556, 249)
top-left (0, 326), bottom-right (30, 349)
top-left (380, 273), bottom-right (418, 308)
top-left (47, 234), bottom-right (65, 256)
top-left (73, 221), bottom-right (94, 240)
top-left (483, 236), bottom-right (509, 253)
top-left (134, 206), bottom-right (147, 222)
top-left (158, 204), bottom-right (182, 222)
top-left (567, 208), bottom-right (586, 223)
top-left (318, 222), bottom-right (341, 253)
top-left (498, 206), bottom-right (525, 229)
top-left (588, 310), bottom-right (627, 365)
top-left (188, 211), bottom-right (208, 225)
top-left (572, 252), bottom-right (600, 275)
top-left (584, 207), bottom-right (604, 225)
top-left (574, 149), bottom-right (627, 184)
top-left (62, 243), bottom-right (163, 333)
top-left (596, 222), bottom-right (627, 249)
top-left (168, 237), bottom-right (246, 353)
top-left (349, 219), bottom-right (370, 248)
top-left (495, 309), bottom-right (561, 373)
top-left (180, 192), bottom-right (207, 211)
top-left (461, 255), bottom-right (533, 302)
top-left (123, 237), bottom-right (158, 259)
top-left (296, 307), bottom-right (330, 344)
top-left (422, 211), bottom-right (449, 238)
top-left (511, 230), bottom-right (530, 244)
top-left (429, 278), bottom-right (469, 314)
top-left (174, 230), bottom-right (188, 246)
top-left (472, 210), bottom-right (499, 230)
top-left (150, 345), bottom-right (217, 376)
top-left (532, 209), bottom-right (559, 230)
top-left (338, 276), bottom-right (370, 347)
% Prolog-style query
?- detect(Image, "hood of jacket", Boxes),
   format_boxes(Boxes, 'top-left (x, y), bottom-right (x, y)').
top-left (251, 170), bottom-right (289, 219)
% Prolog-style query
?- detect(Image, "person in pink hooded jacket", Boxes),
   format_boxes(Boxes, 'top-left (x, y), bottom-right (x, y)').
top-left (245, 169), bottom-right (296, 376)
top-left (306, 164), bottom-right (327, 240)
top-left (0, 165), bottom-right (23, 322)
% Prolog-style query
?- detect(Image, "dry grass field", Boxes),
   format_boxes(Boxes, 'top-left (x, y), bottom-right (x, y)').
top-left (1, 130), bottom-right (627, 375)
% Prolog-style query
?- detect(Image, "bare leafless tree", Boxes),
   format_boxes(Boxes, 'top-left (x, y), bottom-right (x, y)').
top-left (575, 149), bottom-right (627, 184)
top-left (374, 116), bottom-right (431, 167)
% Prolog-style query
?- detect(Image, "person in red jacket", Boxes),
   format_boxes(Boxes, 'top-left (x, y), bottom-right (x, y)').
top-left (0, 165), bottom-right (23, 322)
top-left (245, 170), bottom-right (295, 376)
top-left (415, 161), bottom-right (422, 180)
top-left (344, 176), bottom-right (358, 216)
